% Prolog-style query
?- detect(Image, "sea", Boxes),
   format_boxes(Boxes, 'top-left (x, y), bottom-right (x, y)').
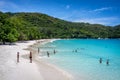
top-left (38, 39), bottom-right (120, 80)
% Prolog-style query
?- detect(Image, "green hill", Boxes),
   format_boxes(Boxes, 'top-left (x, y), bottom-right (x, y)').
top-left (0, 11), bottom-right (120, 44)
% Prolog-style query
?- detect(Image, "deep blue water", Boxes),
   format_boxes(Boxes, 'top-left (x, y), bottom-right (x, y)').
top-left (39, 39), bottom-right (120, 80)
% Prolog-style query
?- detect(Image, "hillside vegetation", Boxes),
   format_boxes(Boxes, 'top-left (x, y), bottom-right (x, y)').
top-left (0, 11), bottom-right (120, 44)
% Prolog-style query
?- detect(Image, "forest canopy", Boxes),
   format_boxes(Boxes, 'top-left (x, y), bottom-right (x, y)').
top-left (0, 11), bottom-right (120, 44)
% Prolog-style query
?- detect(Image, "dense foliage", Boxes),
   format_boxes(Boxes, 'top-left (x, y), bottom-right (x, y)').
top-left (0, 11), bottom-right (120, 44)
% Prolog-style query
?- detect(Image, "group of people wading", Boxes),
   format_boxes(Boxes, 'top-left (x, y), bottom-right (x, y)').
top-left (99, 58), bottom-right (109, 66)
top-left (47, 49), bottom-right (56, 57)
top-left (17, 47), bottom-right (110, 66)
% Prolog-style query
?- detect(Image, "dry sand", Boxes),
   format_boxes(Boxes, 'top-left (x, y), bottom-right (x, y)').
top-left (0, 39), bottom-right (73, 80)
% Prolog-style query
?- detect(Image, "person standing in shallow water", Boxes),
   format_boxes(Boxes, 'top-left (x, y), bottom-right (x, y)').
top-left (99, 58), bottom-right (102, 64)
top-left (75, 49), bottom-right (77, 53)
top-left (38, 48), bottom-right (40, 54)
top-left (106, 59), bottom-right (109, 66)
top-left (53, 49), bottom-right (56, 54)
top-left (47, 51), bottom-right (50, 57)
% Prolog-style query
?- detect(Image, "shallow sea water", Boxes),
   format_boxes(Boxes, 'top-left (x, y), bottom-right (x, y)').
top-left (39, 39), bottom-right (120, 80)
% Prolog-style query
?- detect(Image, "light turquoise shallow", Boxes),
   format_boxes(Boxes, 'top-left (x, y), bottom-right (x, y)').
top-left (39, 39), bottom-right (120, 80)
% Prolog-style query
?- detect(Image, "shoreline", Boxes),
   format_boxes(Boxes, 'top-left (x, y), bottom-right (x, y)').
top-left (27, 39), bottom-right (73, 80)
top-left (0, 39), bottom-right (73, 80)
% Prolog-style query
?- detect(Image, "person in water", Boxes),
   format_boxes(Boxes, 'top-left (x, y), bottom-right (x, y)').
top-left (75, 49), bottom-right (77, 53)
top-left (38, 48), bottom-right (40, 54)
top-left (99, 58), bottom-right (102, 64)
top-left (53, 49), bottom-right (56, 54)
top-left (106, 59), bottom-right (109, 66)
top-left (47, 51), bottom-right (50, 57)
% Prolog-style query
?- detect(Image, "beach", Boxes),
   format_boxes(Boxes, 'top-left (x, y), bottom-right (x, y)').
top-left (0, 39), bottom-right (72, 80)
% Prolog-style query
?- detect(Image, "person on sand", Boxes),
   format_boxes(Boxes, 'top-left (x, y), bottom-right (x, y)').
top-left (29, 51), bottom-right (32, 63)
top-left (17, 52), bottom-right (19, 63)
top-left (106, 59), bottom-right (109, 66)
top-left (99, 58), bottom-right (102, 64)
top-left (47, 51), bottom-right (50, 57)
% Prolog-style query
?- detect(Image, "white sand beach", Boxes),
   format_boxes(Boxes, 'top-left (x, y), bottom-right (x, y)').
top-left (0, 39), bottom-right (73, 80)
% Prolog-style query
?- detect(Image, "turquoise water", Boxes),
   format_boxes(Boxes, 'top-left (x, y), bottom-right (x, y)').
top-left (39, 39), bottom-right (120, 80)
